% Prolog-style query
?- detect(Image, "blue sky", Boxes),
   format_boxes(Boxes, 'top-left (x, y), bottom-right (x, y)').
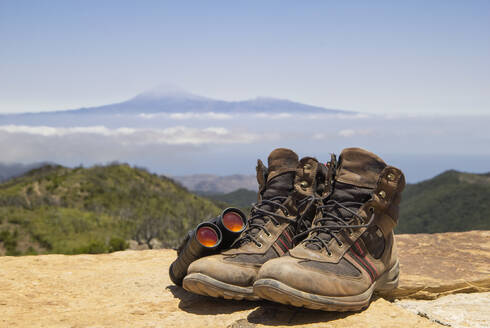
top-left (1, 0), bottom-right (489, 114)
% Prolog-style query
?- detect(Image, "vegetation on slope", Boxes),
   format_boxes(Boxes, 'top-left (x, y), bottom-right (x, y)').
top-left (396, 170), bottom-right (490, 233)
top-left (0, 165), bottom-right (488, 256)
top-left (0, 164), bottom-right (221, 255)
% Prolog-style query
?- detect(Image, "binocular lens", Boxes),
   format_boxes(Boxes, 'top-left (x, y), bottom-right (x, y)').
top-left (169, 208), bottom-right (246, 286)
top-left (196, 226), bottom-right (219, 247)
top-left (222, 211), bottom-right (245, 232)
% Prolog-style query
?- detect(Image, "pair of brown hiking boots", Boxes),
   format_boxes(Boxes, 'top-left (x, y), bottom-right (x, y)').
top-left (182, 147), bottom-right (405, 311)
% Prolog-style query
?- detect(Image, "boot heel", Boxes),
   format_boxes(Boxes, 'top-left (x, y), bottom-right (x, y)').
top-left (375, 260), bottom-right (399, 292)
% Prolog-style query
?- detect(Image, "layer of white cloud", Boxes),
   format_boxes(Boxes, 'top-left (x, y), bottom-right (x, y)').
top-left (0, 125), bottom-right (260, 145)
top-left (138, 112), bottom-right (233, 120)
top-left (0, 115), bottom-right (488, 173)
top-left (135, 112), bottom-right (371, 121)
top-left (338, 129), bottom-right (373, 137)
top-left (0, 125), bottom-right (136, 137)
top-left (313, 128), bottom-right (375, 139)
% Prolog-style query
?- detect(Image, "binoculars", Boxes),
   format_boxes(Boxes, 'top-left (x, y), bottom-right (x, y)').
top-left (169, 207), bottom-right (248, 286)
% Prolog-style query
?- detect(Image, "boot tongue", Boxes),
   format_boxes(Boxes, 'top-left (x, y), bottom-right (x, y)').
top-left (256, 148), bottom-right (299, 199)
top-left (261, 148), bottom-right (298, 212)
top-left (262, 172), bottom-right (295, 202)
top-left (305, 148), bottom-right (386, 250)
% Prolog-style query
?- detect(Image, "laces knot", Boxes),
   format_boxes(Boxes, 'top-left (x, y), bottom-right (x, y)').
top-left (300, 199), bottom-right (375, 252)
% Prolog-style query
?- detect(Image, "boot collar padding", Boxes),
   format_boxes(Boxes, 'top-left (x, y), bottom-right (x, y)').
top-left (256, 148), bottom-right (299, 194)
top-left (336, 148), bottom-right (387, 189)
top-left (266, 148), bottom-right (299, 183)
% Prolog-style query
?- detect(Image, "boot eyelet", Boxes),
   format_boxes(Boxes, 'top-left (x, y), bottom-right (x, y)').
top-left (327, 252), bottom-right (332, 257)
top-left (378, 190), bottom-right (386, 199)
top-left (300, 181), bottom-right (308, 190)
top-left (256, 243), bottom-right (263, 248)
top-left (369, 207), bottom-right (375, 213)
top-left (338, 243), bottom-right (343, 248)
top-left (265, 231), bottom-right (271, 237)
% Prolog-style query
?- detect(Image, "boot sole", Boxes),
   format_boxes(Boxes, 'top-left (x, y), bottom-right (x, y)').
top-left (183, 273), bottom-right (260, 301)
top-left (253, 260), bottom-right (399, 312)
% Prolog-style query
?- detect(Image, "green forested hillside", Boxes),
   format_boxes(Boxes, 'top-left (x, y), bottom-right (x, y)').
top-left (0, 164), bottom-right (221, 255)
top-left (1, 166), bottom-right (488, 256)
top-left (396, 170), bottom-right (490, 233)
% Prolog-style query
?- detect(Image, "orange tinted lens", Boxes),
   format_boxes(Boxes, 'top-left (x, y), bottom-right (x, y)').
top-left (222, 212), bottom-right (244, 232)
top-left (196, 226), bottom-right (218, 247)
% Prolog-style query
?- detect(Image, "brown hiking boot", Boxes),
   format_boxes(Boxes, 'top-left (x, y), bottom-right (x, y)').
top-left (182, 148), bottom-right (330, 300)
top-left (254, 148), bottom-right (405, 311)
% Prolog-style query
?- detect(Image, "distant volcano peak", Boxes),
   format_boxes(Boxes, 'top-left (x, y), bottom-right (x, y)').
top-left (5, 85), bottom-right (352, 115)
top-left (132, 85), bottom-right (207, 101)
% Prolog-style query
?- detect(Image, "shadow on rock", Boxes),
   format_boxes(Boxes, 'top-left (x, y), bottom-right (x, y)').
top-left (246, 300), bottom-right (360, 326)
top-left (166, 285), bottom-right (260, 315)
top-left (168, 284), bottom-right (363, 325)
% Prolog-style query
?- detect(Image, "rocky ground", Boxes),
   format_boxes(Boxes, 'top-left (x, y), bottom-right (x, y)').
top-left (0, 231), bottom-right (488, 328)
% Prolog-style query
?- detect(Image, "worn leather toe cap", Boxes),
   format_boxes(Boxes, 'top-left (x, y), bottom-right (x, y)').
top-left (187, 254), bottom-right (260, 287)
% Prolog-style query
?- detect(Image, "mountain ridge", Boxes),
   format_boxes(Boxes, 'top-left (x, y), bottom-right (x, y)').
top-left (67, 93), bottom-right (349, 115)
top-left (0, 162), bottom-right (51, 182)
top-left (1, 89), bottom-right (351, 116)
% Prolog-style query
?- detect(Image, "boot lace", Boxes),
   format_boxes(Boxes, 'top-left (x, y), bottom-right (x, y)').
top-left (293, 199), bottom-right (375, 255)
top-left (233, 195), bottom-right (317, 248)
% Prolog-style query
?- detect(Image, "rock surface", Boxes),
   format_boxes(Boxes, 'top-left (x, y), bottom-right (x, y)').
top-left (396, 292), bottom-right (490, 328)
top-left (393, 230), bottom-right (490, 300)
top-left (0, 231), bottom-right (488, 327)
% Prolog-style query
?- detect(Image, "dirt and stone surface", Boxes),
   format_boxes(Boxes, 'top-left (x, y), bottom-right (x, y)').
top-left (0, 231), bottom-right (488, 327)
top-left (396, 292), bottom-right (490, 328)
